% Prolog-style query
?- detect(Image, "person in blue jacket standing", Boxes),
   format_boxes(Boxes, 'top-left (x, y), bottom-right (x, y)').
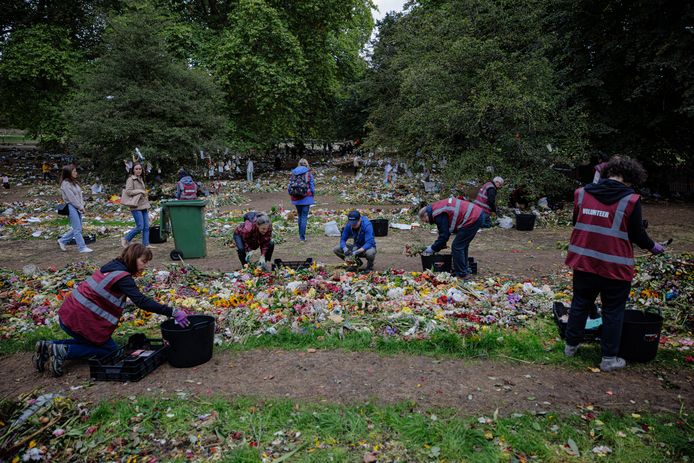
top-left (288, 158), bottom-right (315, 241)
top-left (333, 210), bottom-right (377, 271)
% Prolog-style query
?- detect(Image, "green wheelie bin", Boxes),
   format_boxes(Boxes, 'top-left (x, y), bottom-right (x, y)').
top-left (160, 200), bottom-right (208, 260)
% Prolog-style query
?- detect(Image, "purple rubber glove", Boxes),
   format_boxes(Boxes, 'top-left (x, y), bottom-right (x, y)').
top-left (651, 242), bottom-right (665, 254)
top-left (173, 308), bottom-right (190, 327)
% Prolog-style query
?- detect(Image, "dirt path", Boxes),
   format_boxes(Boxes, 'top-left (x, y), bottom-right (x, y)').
top-left (2, 201), bottom-right (693, 278)
top-left (1, 350), bottom-right (691, 415)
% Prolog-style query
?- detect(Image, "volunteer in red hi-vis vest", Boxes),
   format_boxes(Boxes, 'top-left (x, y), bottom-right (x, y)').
top-left (564, 157), bottom-right (664, 372)
top-left (418, 197), bottom-right (484, 279)
top-left (175, 169), bottom-right (199, 200)
top-left (473, 176), bottom-right (504, 228)
top-left (33, 244), bottom-right (190, 377)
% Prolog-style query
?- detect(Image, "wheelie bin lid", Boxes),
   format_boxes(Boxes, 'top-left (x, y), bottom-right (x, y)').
top-left (160, 199), bottom-right (208, 207)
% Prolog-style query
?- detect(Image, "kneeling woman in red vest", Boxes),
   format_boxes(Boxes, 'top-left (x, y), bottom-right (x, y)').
top-left (34, 244), bottom-right (190, 376)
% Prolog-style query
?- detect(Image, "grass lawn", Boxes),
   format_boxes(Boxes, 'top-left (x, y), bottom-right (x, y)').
top-left (1, 394), bottom-right (691, 462)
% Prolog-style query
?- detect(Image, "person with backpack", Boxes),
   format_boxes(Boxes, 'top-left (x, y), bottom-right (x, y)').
top-left (288, 159), bottom-right (315, 242)
top-left (233, 212), bottom-right (274, 270)
top-left (175, 169), bottom-right (198, 200)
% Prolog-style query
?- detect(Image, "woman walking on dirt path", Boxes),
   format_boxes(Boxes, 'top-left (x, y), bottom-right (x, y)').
top-left (121, 162), bottom-right (152, 249)
top-left (288, 158), bottom-right (315, 242)
top-left (33, 244), bottom-right (189, 377)
top-left (57, 165), bottom-right (92, 253)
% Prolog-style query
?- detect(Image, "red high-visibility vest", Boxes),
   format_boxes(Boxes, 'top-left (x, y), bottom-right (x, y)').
top-left (473, 181), bottom-right (495, 214)
top-left (431, 197), bottom-right (483, 233)
top-left (565, 188), bottom-right (639, 281)
top-left (177, 181), bottom-right (197, 200)
top-left (58, 270), bottom-right (130, 344)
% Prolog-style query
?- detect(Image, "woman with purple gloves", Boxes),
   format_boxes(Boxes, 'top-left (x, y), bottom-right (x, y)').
top-left (288, 158), bottom-right (315, 242)
top-left (33, 244), bottom-right (189, 377)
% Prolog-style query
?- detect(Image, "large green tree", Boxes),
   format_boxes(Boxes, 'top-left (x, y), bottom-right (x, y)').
top-left (548, 0), bottom-right (694, 168)
top-left (365, 0), bottom-right (587, 197)
top-left (68, 3), bottom-right (225, 177)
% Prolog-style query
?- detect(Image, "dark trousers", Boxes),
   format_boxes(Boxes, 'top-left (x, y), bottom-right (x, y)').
top-left (565, 270), bottom-right (631, 357)
top-left (54, 320), bottom-right (118, 359)
top-left (234, 233), bottom-right (274, 266)
top-left (451, 215), bottom-right (483, 277)
top-left (481, 212), bottom-right (493, 228)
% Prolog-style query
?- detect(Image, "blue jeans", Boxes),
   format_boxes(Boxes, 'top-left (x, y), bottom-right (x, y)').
top-left (125, 209), bottom-right (150, 245)
top-left (59, 204), bottom-right (87, 250)
top-left (54, 321), bottom-right (119, 359)
top-left (481, 212), bottom-right (493, 228)
top-left (451, 215), bottom-right (483, 277)
top-left (295, 205), bottom-right (310, 240)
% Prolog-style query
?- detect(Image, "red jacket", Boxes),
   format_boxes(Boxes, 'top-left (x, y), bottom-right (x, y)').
top-left (565, 187), bottom-right (639, 281)
top-left (58, 270), bottom-right (130, 344)
top-left (234, 219), bottom-right (273, 255)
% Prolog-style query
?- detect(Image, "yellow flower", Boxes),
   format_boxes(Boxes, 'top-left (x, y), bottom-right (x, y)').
top-left (401, 307), bottom-right (413, 314)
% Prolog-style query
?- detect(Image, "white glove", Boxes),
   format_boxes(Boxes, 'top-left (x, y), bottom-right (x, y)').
top-left (422, 246), bottom-right (434, 256)
top-left (259, 255), bottom-right (266, 265)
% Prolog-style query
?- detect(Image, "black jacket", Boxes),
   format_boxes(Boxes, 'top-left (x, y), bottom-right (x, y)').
top-left (577, 179), bottom-right (654, 250)
top-left (101, 259), bottom-right (173, 317)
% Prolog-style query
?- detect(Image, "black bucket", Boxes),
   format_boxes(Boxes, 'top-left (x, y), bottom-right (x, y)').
top-left (371, 219), bottom-right (389, 237)
top-left (160, 315), bottom-right (215, 368)
top-left (149, 226), bottom-right (167, 244)
top-left (515, 213), bottom-right (536, 231)
top-left (421, 254), bottom-right (452, 272)
top-left (618, 309), bottom-right (663, 362)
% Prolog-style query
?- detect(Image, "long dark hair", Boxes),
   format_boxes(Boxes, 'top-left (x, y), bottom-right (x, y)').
top-left (130, 161), bottom-right (143, 176)
top-left (60, 164), bottom-right (78, 185)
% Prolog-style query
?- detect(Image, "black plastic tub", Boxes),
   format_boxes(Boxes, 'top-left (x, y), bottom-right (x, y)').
top-left (149, 226), bottom-right (167, 244)
top-left (160, 315), bottom-right (215, 368)
top-left (371, 219), bottom-right (389, 237)
top-left (67, 234), bottom-right (96, 245)
top-left (468, 257), bottom-right (478, 275)
top-left (552, 302), bottom-right (601, 343)
top-left (89, 337), bottom-right (167, 382)
top-left (618, 309), bottom-right (663, 362)
top-left (421, 254), bottom-right (452, 273)
top-left (515, 213), bottom-right (536, 231)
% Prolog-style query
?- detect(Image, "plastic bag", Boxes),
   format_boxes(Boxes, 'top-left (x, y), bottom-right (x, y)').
top-left (324, 221), bottom-right (341, 237)
top-left (498, 216), bottom-right (513, 229)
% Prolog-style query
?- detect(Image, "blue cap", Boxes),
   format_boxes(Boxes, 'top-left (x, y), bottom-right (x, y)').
top-left (347, 210), bottom-right (361, 225)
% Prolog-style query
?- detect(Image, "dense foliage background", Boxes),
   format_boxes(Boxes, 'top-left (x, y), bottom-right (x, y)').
top-left (1, 0), bottom-right (692, 190)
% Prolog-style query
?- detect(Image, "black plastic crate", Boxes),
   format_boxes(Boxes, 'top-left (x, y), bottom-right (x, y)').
top-left (468, 257), bottom-right (478, 274)
top-left (421, 254), bottom-right (452, 272)
top-left (273, 258), bottom-right (313, 270)
top-left (371, 219), bottom-right (389, 237)
top-left (552, 302), bottom-right (601, 343)
top-left (67, 234), bottom-right (96, 245)
top-left (89, 337), bottom-right (167, 382)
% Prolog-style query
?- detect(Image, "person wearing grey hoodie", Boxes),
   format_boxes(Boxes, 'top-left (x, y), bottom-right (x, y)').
top-left (57, 165), bottom-right (92, 253)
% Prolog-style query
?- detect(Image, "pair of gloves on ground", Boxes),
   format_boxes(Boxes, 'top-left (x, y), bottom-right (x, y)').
top-left (343, 247), bottom-right (365, 258)
top-left (245, 250), bottom-right (273, 271)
